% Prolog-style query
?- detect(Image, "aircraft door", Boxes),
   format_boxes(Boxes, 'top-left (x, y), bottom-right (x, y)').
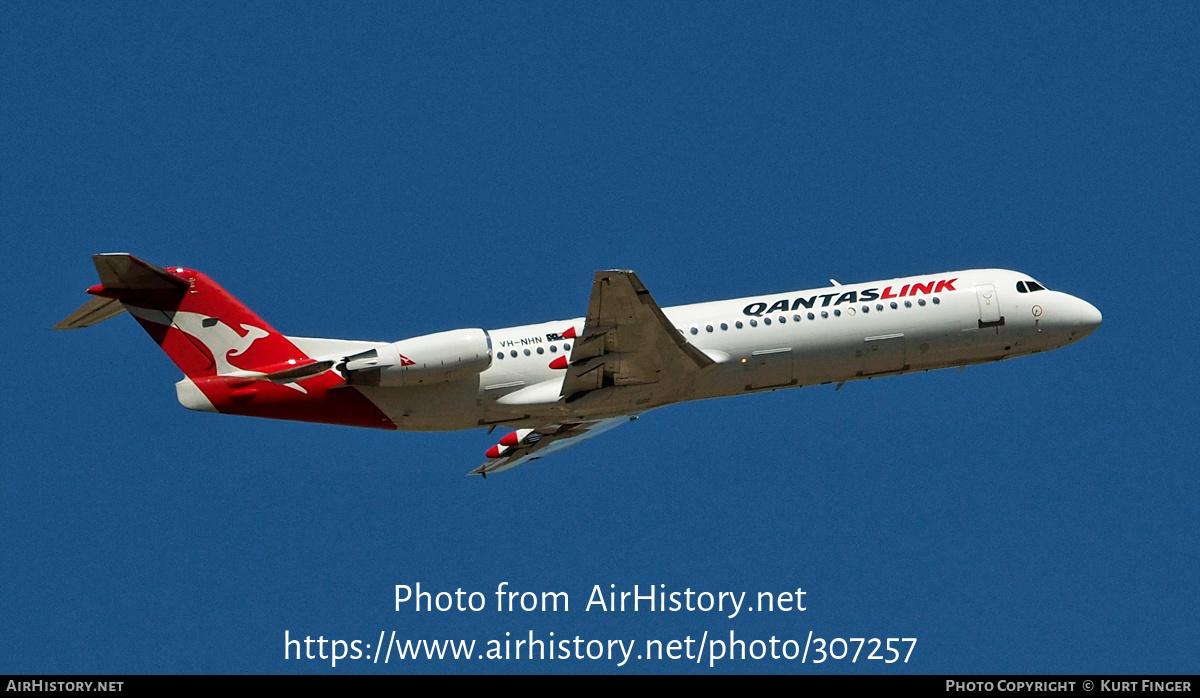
top-left (745, 347), bottom-right (794, 390)
top-left (976, 284), bottom-right (1003, 327)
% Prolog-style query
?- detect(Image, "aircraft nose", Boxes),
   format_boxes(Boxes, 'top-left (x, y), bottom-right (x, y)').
top-left (1077, 298), bottom-right (1102, 338)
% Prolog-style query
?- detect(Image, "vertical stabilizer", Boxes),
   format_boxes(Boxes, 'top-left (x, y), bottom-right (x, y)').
top-left (55, 253), bottom-right (396, 430)
top-left (77, 254), bottom-right (307, 379)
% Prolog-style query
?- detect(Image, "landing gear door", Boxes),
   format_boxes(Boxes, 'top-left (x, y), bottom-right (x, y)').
top-left (746, 347), bottom-right (794, 390)
top-left (976, 284), bottom-right (1003, 327)
top-left (860, 334), bottom-right (906, 376)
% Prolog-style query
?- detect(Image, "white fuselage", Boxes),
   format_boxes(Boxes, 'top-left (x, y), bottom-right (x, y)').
top-left (297, 269), bottom-right (1101, 431)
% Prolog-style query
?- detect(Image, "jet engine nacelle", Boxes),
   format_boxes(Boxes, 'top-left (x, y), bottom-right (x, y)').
top-left (341, 328), bottom-right (493, 387)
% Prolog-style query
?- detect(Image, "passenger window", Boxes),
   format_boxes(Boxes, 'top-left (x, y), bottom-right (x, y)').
top-left (763, 318), bottom-right (772, 326)
top-left (793, 314), bottom-right (801, 322)
top-left (821, 311), bottom-right (828, 319)
top-left (834, 309), bottom-right (841, 317)
top-left (524, 348), bottom-right (531, 356)
top-left (890, 302), bottom-right (898, 309)
top-left (779, 316), bottom-right (786, 324)
top-left (721, 323), bottom-right (728, 330)
top-left (510, 350), bottom-right (518, 358)
top-left (549, 345), bottom-right (557, 353)
top-left (689, 327), bottom-right (698, 335)
top-left (862, 305), bottom-right (869, 313)
top-left (932, 297), bottom-right (941, 305)
top-left (497, 353), bottom-right (504, 360)
top-left (537, 347), bottom-right (544, 354)
top-left (736, 321), bottom-right (743, 329)
top-left (876, 304), bottom-right (883, 311)
top-left (564, 343), bottom-right (571, 351)
top-left (706, 325), bottom-right (713, 332)
top-left (750, 319), bottom-right (758, 327)
top-left (904, 301), bottom-right (912, 308)
top-left (807, 312), bottom-right (815, 320)
top-left (918, 299), bottom-right (926, 306)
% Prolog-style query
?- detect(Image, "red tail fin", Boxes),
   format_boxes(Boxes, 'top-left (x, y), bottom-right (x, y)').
top-left (85, 254), bottom-right (305, 379)
top-left (68, 254), bottom-right (395, 430)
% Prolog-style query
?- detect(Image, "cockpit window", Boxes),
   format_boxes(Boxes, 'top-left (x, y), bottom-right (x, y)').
top-left (1016, 281), bottom-right (1028, 293)
top-left (1026, 281), bottom-right (1046, 292)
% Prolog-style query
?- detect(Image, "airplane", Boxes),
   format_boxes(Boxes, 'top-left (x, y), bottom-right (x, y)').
top-left (56, 254), bottom-right (1101, 476)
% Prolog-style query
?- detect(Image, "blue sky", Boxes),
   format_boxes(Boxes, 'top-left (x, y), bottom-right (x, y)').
top-left (2, 2), bottom-right (1196, 673)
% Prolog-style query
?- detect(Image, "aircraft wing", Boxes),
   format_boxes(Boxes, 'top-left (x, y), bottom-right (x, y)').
top-left (561, 270), bottom-right (714, 401)
top-left (469, 416), bottom-right (634, 477)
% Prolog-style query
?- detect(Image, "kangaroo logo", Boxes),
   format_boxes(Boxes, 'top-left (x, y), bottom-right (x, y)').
top-left (173, 313), bottom-right (269, 375)
top-left (126, 306), bottom-right (272, 375)
top-left (224, 323), bottom-right (270, 358)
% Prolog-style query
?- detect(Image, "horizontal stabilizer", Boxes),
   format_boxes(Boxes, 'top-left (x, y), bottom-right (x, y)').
top-left (53, 296), bottom-right (127, 330)
top-left (54, 253), bottom-right (188, 330)
top-left (92, 253), bottom-right (189, 292)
